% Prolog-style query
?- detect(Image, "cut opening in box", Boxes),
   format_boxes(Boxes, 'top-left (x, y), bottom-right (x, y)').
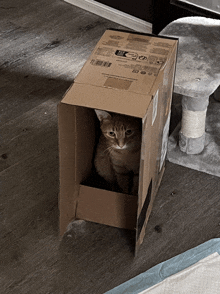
top-left (59, 104), bottom-right (143, 230)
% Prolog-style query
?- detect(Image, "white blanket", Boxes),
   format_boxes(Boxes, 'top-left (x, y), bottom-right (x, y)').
top-left (140, 253), bottom-right (220, 294)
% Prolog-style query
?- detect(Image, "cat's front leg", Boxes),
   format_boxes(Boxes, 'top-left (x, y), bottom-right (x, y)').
top-left (131, 173), bottom-right (139, 196)
top-left (94, 149), bottom-right (116, 186)
top-left (115, 172), bottom-right (130, 194)
top-left (113, 165), bottom-right (130, 194)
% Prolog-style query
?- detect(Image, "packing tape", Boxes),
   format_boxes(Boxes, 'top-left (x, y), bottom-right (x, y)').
top-left (181, 109), bottom-right (207, 138)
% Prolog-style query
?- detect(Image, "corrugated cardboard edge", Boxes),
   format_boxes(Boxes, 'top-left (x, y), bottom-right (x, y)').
top-left (58, 103), bottom-right (78, 235)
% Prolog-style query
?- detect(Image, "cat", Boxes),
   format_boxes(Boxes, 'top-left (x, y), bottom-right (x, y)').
top-left (94, 109), bottom-right (142, 195)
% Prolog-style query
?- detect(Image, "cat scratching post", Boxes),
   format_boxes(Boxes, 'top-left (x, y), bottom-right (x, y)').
top-left (160, 17), bottom-right (220, 155)
top-left (179, 94), bottom-right (209, 154)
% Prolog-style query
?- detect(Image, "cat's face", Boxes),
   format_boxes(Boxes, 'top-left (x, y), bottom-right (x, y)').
top-left (95, 109), bottom-right (142, 151)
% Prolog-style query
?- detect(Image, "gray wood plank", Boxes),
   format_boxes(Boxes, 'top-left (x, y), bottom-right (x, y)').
top-left (0, 0), bottom-right (127, 125)
top-left (1, 99), bottom-right (59, 245)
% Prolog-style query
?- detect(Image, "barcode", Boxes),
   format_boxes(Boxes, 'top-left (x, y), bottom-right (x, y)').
top-left (91, 59), bottom-right (112, 67)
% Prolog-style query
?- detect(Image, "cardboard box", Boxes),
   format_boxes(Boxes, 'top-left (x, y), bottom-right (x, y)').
top-left (58, 30), bottom-right (178, 253)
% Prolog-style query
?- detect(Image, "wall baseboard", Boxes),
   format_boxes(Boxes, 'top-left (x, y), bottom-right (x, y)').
top-left (64, 0), bottom-right (152, 33)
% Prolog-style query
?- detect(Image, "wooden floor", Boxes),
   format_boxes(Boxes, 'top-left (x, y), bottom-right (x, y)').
top-left (1, 1), bottom-right (220, 293)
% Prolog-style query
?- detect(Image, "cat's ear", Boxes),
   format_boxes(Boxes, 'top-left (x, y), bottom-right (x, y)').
top-left (94, 109), bottom-right (111, 121)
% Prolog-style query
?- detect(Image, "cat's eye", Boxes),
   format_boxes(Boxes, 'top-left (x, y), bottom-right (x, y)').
top-left (125, 130), bottom-right (132, 136)
top-left (108, 131), bottom-right (115, 137)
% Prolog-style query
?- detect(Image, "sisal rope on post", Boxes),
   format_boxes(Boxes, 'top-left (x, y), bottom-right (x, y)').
top-left (181, 109), bottom-right (207, 139)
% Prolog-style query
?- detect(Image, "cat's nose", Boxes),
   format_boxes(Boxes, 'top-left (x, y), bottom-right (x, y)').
top-left (118, 139), bottom-right (125, 148)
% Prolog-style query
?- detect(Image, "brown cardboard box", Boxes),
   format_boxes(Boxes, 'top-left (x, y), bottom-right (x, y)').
top-left (58, 30), bottom-right (178, 253)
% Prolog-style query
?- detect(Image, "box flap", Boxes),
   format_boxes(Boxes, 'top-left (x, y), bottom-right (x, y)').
top-left (62, 83), bottom-right (152, 118)
top-left (58, 104), bottom-right (96, 235)
top-left (77, 185), bottom-right (137, 230)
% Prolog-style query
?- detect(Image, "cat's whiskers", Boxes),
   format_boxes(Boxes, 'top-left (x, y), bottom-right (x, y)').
top-left (104, 146), bottom-right (113, 154)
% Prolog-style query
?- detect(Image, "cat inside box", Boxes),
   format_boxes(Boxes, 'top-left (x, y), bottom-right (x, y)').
top-left (83, 109), bottom-right (142, 196)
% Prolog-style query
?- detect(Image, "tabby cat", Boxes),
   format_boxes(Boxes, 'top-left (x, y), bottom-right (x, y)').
top-left (94, 109), bottom-right (142, 195)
